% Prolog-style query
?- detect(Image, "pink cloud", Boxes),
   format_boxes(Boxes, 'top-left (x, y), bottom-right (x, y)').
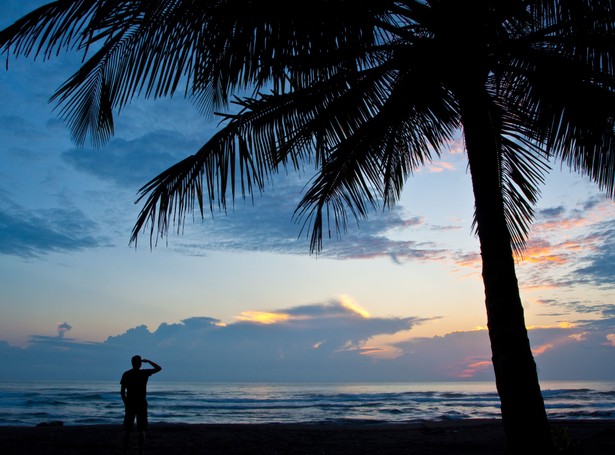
top-left (451, 359), bottom-right (492, 379)
top-left (425, 161), bottom-right (456, 173)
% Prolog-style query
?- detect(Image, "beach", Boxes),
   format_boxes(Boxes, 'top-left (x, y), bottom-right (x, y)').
top-left (0, 419), bottom-right (613, 454)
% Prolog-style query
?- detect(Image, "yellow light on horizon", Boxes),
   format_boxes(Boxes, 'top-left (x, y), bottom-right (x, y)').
top-left (236, 311), bottom-right (290, 325)
top-left (527, 321), bottom-right (576, 330)
top-left (339, 295), bottom-right (370, 318)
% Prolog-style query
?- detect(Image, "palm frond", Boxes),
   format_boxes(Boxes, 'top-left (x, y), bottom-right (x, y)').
top-left (0, 0), bottom-right (98, 61)
top-left (3, 1), bottom-right (388, 148)
top-left (524, 0), bottom-right (615, 197)
top-left (504, 51), bottom-right (615, 200)
top-left (499, 134), bottom-right (550, 254)
top-left (293, 68), bottom-right (459, 252)
top-left (130, 53), bottom-right (392, 246)
top-left (131, 113), bottom-right (271, 247)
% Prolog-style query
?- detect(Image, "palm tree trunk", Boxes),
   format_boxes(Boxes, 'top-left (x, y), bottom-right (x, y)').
top-left (458, 88), bottom-right (554, 453)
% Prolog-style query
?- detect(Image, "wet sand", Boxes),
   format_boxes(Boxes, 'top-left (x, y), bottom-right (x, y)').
top-left (0, 419), bottom-right (613, 454)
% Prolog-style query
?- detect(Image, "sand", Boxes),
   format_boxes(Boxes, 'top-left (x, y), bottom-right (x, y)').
top-left (0, 419), bottom-right (613, 454)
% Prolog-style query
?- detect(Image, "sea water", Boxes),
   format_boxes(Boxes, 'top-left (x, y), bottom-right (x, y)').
top-left (0, 381), bottom-right (613, 426)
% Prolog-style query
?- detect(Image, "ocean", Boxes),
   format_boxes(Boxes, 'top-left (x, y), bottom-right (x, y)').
top-left (0, 381), bottom-right (613, 427)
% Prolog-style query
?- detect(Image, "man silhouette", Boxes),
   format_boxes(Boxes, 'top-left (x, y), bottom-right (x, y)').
top-left (121, 355), bottom-right (162, 452)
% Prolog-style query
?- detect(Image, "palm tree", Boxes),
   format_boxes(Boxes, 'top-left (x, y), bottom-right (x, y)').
top-left (2, 0), bottom-right (615, 452)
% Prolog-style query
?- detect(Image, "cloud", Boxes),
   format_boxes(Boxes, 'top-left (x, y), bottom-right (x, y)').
top-left (1, 298), bottom-right (613, 382)
top-left (56, 322), bottom-right (72, 338)
top-left (536, 298), bottom-right (611, 318)
top-left (0, 115), bottom-right (50, 142)
top-left (158, 172), bottom-right (452, 262)
top-left (0, 197), bottom-right (109, 257)
top-left (424, 160), bottom-right (456, 173)
top-left (514, 197), bottom-right (615, 290)
top-left (3, 95), bottom-right (456, 263)
top-left (527, 326), bottom-right (615, 380)
top-left (62, 129), bottom-right (206, 188)
top-left (391, 318), bottom-right (615, 382)
top-left (538, 206), bottom-right (566, 218)
top-left (572, 221), bottom-right (615, 287)
top-left (0, 298), bottom-right (421, 381)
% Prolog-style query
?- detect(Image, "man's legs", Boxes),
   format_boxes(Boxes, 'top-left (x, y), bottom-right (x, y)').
top-left (137, 430), bottom-right (145, 453)
top-left (123, 407), bottom-right (136, 451)
top-left (136, 407), bottom-right (148, 453)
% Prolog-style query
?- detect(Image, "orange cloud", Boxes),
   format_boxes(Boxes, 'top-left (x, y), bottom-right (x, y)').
top-left (534, 216), bottom-right (590, 232)
top-left (532, 343), bottom-right (555, 356)
top-left (521, 242), bottom-right (568, 265)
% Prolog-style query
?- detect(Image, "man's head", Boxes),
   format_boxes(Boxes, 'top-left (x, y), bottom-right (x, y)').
top-left (131, 355), bottom-right (142, 369)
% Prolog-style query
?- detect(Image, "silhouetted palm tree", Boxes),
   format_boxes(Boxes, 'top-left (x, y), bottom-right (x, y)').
top-left (2, 1), bottom-right (615, 452)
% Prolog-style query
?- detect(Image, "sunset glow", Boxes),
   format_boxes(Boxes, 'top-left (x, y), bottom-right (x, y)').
top-left (237, 311), bottom-right (290, 325)
top-left (339, 295), bottom-right (371, 318)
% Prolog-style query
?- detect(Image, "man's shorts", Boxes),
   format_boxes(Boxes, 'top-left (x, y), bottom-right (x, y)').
top-left (123, 400), bottom-right (148, 431)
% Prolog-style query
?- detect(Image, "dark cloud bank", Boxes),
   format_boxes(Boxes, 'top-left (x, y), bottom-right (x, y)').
top-left (1, 300), bottom-right (613, 382)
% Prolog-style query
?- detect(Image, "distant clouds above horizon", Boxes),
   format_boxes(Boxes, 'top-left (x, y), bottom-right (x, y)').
top-left (1, 298), bottom-right (613, 382)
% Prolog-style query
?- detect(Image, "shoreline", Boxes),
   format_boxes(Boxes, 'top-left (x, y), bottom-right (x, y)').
top-left (0, 419), bottom-right (614, 454)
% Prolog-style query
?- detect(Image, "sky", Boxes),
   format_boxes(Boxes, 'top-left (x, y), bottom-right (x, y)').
top-left (0, 1), bottom-right (614, 382)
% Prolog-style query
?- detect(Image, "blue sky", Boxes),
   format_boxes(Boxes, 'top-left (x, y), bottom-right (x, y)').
top-left (0, 1), bottom-right (614, 382)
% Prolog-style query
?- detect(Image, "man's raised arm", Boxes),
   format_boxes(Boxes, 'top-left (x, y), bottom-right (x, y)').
top-left (142, 359), bottom-right (162, 373)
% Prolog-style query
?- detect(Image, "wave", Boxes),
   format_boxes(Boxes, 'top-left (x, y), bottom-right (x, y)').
top-left (0, 381), bottom-right (613, 426)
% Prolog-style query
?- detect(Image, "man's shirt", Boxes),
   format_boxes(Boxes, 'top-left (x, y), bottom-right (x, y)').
top-left (121, 369), bottom-right (156, 403)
